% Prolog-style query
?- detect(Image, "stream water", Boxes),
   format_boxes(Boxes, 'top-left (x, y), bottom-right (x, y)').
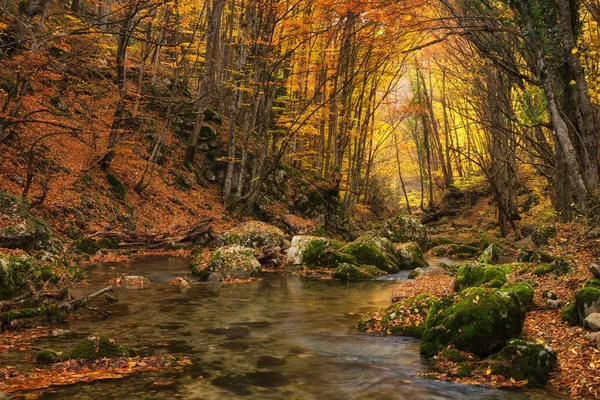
top-left (10, 256), bottom-right (566, 399)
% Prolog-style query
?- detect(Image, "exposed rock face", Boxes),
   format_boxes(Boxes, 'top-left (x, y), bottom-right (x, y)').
top-left (588, 261), bottom-right (600, 278)
top-left (191, 245), bottom-right (261, 282)
top-left (585, 313), bottom-right (600, 332)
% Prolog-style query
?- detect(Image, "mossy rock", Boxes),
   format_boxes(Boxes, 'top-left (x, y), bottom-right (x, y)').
top-left (298, 237), bottom-right (355, 269)
top-left (420, 287), bottom-right (526, 358)
top-left (453, 264), bottom-right (507, 291)
top-left (561, 287), bottom-right (600, 326)
top-left (428, 244), bottom-right (479, 259)
top-left (339, 236), bottom-right (397, 273)
top-left (584, 278), bottom-right (600, 289)
top-left (531, 225), bottom-right (557, 247)
top-left (71, 335), bottom-right (131, 360)
top-left (191, 245), bottom-right (261, 281)
top-left (75, 238), bottom-right (101, 255)
top-left (484, 339), bottom-right (557, 387)
top-left (532, 259), bottom-right (571, 276)
top-left (332, 263), bottom-right (385, 281)
top-left (220, 221), bottom-right (286, 249)
top-left (0, 190), bottom-right (53, 251)
top-left (477, 244), bottom-right (500, 264)
top-left (518, 249), bottom-right (555, 263)
top-left (0, 254), bottom-right (42, 300)
top-left (502, 282), bottom-right (534, 309)
top-left (380, 215), bottom-right (428, 246)
top-left (358, 294), bottom-right (438, 338)
top-left (36, 349), bottom-right (63, 364)
top-left (394, 241), bottom-right (427, 270)
top-left (425, 236), bottom-right (454, 251)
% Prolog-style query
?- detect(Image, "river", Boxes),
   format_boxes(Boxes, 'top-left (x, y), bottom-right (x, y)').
top-left (16, 256), bottom-right (565, 399)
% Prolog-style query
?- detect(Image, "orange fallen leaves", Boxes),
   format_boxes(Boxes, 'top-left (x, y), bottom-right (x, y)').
top-left (0, 355), bottom-right (192, 393)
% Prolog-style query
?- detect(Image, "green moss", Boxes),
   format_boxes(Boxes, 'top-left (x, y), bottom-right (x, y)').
top-left (332, 263), bottom-right (385, 281)
top-left (532, 259), bottom-right (571, 276)
top-left (0, 254), bottom-right (41, 300)
top-left (428, 244), bottom-right (480, 259)
top-left (502, 282), bottom-right (534, 308)
top-left (407, 269), bottom-right (421, 279)
top-left (485, 339), bottom-right (557, 387)
top-left (560, 302), bottom-right (578, 326)
top-left (453, 264), bottom-right (507, 291)
top-left (532, 264), bottom-right (553, 276)
top-left (477, 244), bottom-right (500, 264)
top-left (106, 173), bottom-right (126, 200)
top-left (71, 335), bottom-right (130, 360)
top-left (339, 237), bottom-right (397, 273)
top-left (220, 221), bottom-right (286, 249)
top-left (191, 245), bottom-right (261, 281)
top-left (518, 249), bottom-right (555, 263)
top-left (358, 294), bottom-right (437, 339)
top-left (420, 287), bottom-right (526, 358)
top-left (395, 241), bottom-right (427, 270)
top-left (302, 238), bottom-right (355, 269)
top-left (36, 349), bottom-right (63, 364)
top-left (380, 215), bottom-right (428, 245)
top-left (75, 238), bottom-right (100, 255)
top-left (584, 278), bottom-right (600, 289)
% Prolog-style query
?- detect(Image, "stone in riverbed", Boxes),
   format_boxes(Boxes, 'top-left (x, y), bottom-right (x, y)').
top-left (332, 263), bottom-right (385, 281)
top-left (219, 221), bottom-right (286, 249)
top-left (191, 245), bottom-right (261, 282)
top-left (477, 243), bottom-right (500, 264)
top-left (36, 349), bottom-right (63, 364)
top-left (71, 335), bottom-right (131, 360)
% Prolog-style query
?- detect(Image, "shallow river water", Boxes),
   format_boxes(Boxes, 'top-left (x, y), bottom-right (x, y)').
top-left (17, 256), bottom-right (566, 399)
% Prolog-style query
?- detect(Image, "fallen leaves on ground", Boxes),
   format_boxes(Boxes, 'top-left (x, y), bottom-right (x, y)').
top-left (0, 328), bottom-right (52, 353)
top-left (0, 355), bottom-right (192, 393)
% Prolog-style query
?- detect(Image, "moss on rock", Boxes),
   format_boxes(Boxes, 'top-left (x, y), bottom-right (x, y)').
top-left (300, 237), bottom-right (355, 269)
top-left (453, 264), bottom-right (507, 291)
top-left (36, 349), bottom-right (63, 364)
top-left (502, 282), bottom-right (534, 309)
top-left (428, 244), bottom-right (480, 259)
top-left (0, 254), bottom-right (42, 300)
top-left (517, 249), bottom-right (555, 263)
top-left (332, 263), bottom-right (385, 281)
top-left (477, 243), bottom-right (500, 264)
top-left (191, 245), bottom-right (261, 281)
top-left (358, 294), bottom-right (438, 338)
top-left (380, 215), bottom-right (427, 245)
top-left (420, 287), bottom-right (526, 358)
top-left (584, 278), bottom-right (600, 289)
top-left (485, 339), bottom-right (557, 387)
top-left (0, 190), bottom-right (53, 251)
top-left (339, 236), bottom-right (397, 273)
top-left (71, 335), bottom-right (130, 360)
top-left (220, 221), bottom-right (286, 249)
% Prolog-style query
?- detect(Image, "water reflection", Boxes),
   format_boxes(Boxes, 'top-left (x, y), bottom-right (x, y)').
top-left (9, 256), bottom-right (564, 399)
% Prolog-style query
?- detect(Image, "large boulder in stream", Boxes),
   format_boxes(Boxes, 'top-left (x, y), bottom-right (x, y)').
top-left (219, 221), bottom-right (286, 249)
top-left (420, 287), bottom-right (526, 358)
top-left (338, 236), bottom-right (399, 274)
top-left (379, 215), bottom-right (427, 246)
top-left (287, 236), bottom-right (354, 269)
top-left (191, 245), bottom-right (261, 282)
top-left (332, 263), bottom-right (386, 281)
top-left (453, 263), bottom-right (507, 291)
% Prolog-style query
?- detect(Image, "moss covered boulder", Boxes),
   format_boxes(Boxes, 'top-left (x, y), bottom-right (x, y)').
top-left (339, 236), bottom-right (398, 273)
top-left (394, 241), bottom-right (428, 270)
top-left (560, 287), bottom-right (600, 326)
top-left (0, 190), bottom-right (53, 251)
top-left (380, 215), bottom-right (427, 245)
top-left (332, 263), bottom-right (386, 281)
top-left (358, 294), bottom-right (438, 338)
top-left (502, 282), bottom-right (534, 309)
top-left (428, 244), bottom-right (479, 259)
top-left (289, 236), bottom-right (354, 269)
top-left (71, 335), bottom-right (131, 360)
top-left (36, 349), bottom-right (64, 364)
top-left (191, 245), bottom-right (261, 282)
top-left (484, 339), bottom-right (557, 387)
top-left (453, 264), bottom-right (507, 291)
top-left (477, 244), bottom-right (500, 264)
top-left (0, 254), bottom-right (42, 300)
top-left (420, 287), bottom-right (526, 358)
top-left (220, 221), bottom-right (286, 249)
top-left (517, 249), bottom-right (555, 263)
top-left (531, 258), bottom-right (571, 276)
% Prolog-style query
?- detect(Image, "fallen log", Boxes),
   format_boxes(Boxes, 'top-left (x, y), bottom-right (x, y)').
top-left (88, 218), bottom-right (215, 249)
top-left (0, 286), bottom-right (114, 326)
